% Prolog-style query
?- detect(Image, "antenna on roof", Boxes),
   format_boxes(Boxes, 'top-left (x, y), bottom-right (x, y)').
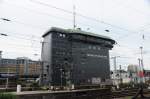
top-left (73, 4), bottom-right (76, 29)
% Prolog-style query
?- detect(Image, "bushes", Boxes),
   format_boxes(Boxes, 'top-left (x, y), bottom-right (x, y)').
top-left (29, 82), bottom-right (41, 90)
top-left (0, 93), bottom-right (16, 99)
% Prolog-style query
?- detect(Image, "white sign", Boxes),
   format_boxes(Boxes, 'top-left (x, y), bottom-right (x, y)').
top-left (92, 77), bottom-right (101, 84)
top-left (87, 54), bottom-right (107, 58)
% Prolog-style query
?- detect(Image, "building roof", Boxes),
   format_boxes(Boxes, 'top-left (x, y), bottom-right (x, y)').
top-left (42, 27), bottom-right (116, 44)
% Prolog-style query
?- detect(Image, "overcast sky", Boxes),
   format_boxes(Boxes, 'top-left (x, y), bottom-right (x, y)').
top-left (1, 0), bottom-right (150, 70)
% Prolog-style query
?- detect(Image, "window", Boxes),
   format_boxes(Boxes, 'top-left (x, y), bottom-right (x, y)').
top-left (98, 47), bottom-right (101, 50)
top-left (59, 33), bottom-right (63, 37)
top-left (89, 45), bottom-right (92, 49)
top-left (93, 46), bottom-right (96, 50)
top-left (59, 33), bottom-right (66, 38)
top-left (62, 34), bottom-right (66, 38)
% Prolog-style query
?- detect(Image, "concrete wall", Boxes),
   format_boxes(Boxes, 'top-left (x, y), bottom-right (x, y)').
top-left (16, 88), bottom-right (111, 99)
top-left (41, 33), bottom-right (52, 84)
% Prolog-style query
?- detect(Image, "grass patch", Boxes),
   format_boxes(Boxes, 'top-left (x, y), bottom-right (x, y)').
top-left (0, 93), bottom-right (16, 99)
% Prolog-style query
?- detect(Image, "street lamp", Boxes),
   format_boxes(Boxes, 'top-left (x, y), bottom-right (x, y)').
top-left (0, 33), bottom-right (8, 36)
top-left (105, 29), bottom-right (110, 32)
top-left (0, 18), bottom-right (11, 22)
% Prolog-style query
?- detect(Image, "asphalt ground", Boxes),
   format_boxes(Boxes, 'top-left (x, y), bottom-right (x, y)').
top-left (116, 94), bottom-right (150, 99)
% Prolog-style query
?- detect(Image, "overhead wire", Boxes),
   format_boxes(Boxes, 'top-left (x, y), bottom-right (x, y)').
top-left (0, 36), bottom-right (41, 58)
top-left (3, 0), bottom-right (150, 42)
top-left (114, 0), bottom-right (150, 18)
top-left (10, 32), bottom-right (41, 39)
top-left (2, 50), bottom-right (41, 60)
top-left (0, 32), bottom-right (41, 50)
top-left (2, 0), bottom-right (150, 64)
top-left (29, 0), bottom-right (132, 30)
top-left (1, 0), bottom-right (150, 53)
top-left (0, 39), bottom-right (41, 49)
top-left (1, 17), bottom-right (47, 30)
top-left (0, 31), bottom-right (41, 43)
top-left (3, 1), bottom-right (105, 32)
top-left (29, 0), bottom-right (150, 41)
top-left (138, 24), bottom-right (150, 32)
top-left (113, 0), bottom-right (150, 32)
top-left (3, 0), bottom-right (146, 41)
top-left (0, 31), bottom-right (42, 56)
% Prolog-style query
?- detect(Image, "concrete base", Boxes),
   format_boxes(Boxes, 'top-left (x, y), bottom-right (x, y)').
top-left (15, 88), bottom-right (111, 99)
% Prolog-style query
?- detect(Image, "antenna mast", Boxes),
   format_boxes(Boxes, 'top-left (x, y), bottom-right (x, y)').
top-left (73, 5), bottom-right (76, 29)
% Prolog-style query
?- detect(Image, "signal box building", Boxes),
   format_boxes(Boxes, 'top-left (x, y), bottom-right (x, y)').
top-left (41, 27), bottom-right (115, 86)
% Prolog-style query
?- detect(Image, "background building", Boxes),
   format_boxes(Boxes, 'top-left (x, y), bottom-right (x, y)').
top-left (110, 65), bottom-right (145, 86)
top-left (143, 70), bottom-right (150, 83)
top-left (0, 55), bottom-right (42, 82)
top-left (111, 70), bottom-right (130, 85)
top-left (127, 65), bottom-right (139, 84)
top-left (16, 57), bottom-right (41, 78)
top-left (41, 27), bottom-right (115, 86)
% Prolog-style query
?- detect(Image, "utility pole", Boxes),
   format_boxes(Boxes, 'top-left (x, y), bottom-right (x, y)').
top-left (138, 58), bottom-right (142, 83)
top-left (139, 46), bottom-right (145, 83)
top-left (140, 46), bottom-right (144, 69)
top-left (119, 65), bottom-right (122, 84)
top-left (111, 56), bottom-right (120, 85)
top-left (132, 42), bottom-right (146, 98)
top-left (6, 68), bottom-right (9, 89)
top-left (132, 58), bottom-right (145, 99)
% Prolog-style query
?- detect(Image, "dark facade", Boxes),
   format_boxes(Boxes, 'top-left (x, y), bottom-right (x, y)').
top-left (41, 27), bottom-right (115, 86)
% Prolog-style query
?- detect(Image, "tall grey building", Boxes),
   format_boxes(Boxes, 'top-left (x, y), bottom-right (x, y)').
top-left (41, 27), bottom-right (115, 86)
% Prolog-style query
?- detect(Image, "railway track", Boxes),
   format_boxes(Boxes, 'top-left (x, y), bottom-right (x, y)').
top-left (112, 89), bottom-right (150, 98)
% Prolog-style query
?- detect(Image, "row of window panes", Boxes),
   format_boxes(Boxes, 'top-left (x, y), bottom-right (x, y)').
top-left (88, 46), bottom-right (101, 50)
top-left (54, 42), bottom-right (68, 47)
top-left (1, 60), bottom-right (16, 64)
top-left (59, 33), bottom-right (66, 38)
top-left (72, 44), bottom-right (101, 50)
top-left (57, 33), bottom-right (112, 46)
